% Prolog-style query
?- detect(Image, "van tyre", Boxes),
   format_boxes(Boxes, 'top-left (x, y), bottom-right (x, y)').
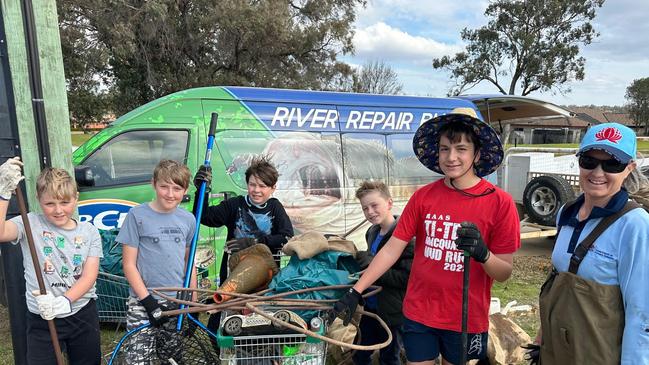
top-left (523, 175), bottom-right (575, 226)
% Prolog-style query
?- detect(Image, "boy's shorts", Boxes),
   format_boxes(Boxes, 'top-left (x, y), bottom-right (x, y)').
top-left (402, 317), bottom-right (488, 364)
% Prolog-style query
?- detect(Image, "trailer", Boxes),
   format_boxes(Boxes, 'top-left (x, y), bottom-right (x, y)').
top-left (502, 147), bottom-right (649, 235)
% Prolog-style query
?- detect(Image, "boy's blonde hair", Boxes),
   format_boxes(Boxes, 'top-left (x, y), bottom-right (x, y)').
top-left (355, 181), bottom-right (391, 200)
top-left (36, 168), bottom-right (77, 200)
top-left (153, 159), bottom-right (191, 189)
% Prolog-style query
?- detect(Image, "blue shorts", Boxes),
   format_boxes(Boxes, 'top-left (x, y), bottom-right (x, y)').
top-left (402, 318), bottom-right (488, 364)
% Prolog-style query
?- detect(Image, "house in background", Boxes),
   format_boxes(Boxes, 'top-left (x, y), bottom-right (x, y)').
top-left (496, 107), bottom-right (641, 145)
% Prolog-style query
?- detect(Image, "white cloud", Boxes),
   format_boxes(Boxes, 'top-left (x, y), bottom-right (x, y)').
top-left (347, 0), bottom-right (649, 106)
top-left (353, 22), bottom-right (461, 64)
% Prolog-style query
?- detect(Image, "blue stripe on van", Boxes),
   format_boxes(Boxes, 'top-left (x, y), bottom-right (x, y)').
top-left (223, 87), bottom-right (476, 133)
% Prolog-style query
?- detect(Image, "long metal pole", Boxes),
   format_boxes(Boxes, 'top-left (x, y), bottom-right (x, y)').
top-left (15, 185), bottom-right (64, 365)
top-left (460, 253), bottom-right (470, 365)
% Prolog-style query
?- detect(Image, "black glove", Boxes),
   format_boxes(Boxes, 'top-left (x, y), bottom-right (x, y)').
top-left (140, 295), bottom-right (168, 327)
top-left (226, 237), bottom-right (257, 253)
top-left (193, 165), bottom-right (212, 191)
top-left (330, 287), bottom-right (363, 326)
top-left (356, 251), bottom-right (373, 269)
top-left (455, 221), bottom-right (490, 263)
top-left (521, 343), bottom-right (540, 365)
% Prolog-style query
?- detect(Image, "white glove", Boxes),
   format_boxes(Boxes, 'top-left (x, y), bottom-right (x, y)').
top-left (0, 157), bottom-right (24, 200)
top-left (32, 290), bottom-right (72, 320)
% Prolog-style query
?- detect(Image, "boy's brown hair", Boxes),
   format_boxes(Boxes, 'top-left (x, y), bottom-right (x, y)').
top-left (245, 155), bottom-right (279, 187)
top-left (355, 181), bottom-right (391, 200)
top-left (36, 168), bottom-right (77, 200)
top-left (153, 159), bottom-right (191, 189)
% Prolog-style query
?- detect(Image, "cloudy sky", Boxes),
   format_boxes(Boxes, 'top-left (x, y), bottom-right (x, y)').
top-left (342, 0), bottom-right (649, 107)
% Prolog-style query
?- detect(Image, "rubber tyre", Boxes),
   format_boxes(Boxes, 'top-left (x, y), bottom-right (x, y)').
top-left (223, 316), bottom-right (243, 336)
top-left (523, 175), bottom-right (575, 226)
top-left (273, 310), bottom-right (290, 328)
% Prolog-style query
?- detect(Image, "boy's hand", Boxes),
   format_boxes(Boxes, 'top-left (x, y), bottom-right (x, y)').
top-left (31, 290), bottom-right (71, 320)
top-left (521, 343), bottom-right (540, 364)
top-left (329, 287), bottom-right (363, 326)
top-left (0, 157), bottom-right (24, 200)
top-left (456, 221), bottom-right (490, 263)
top-left (226, 237), bottom-right (257, 253)
top-left (193, 165), bottom-right (212, 190)
top-left (140, 295), bottom-right (168, 327)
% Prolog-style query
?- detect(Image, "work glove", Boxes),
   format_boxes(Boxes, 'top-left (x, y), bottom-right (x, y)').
top-left (31, 291), bottom-right (71, 320)
top-left (0, 157), bottom-right (24, 200)
top-left (226, 237), bottom-right (257, 253)
top-left (521, 343), bottom-right (540, 365)
top-left (193, 165), bottom-right (212, 191)
top-left (329, 287), bottom-right (363, 326)
top-left (140, 294), bottom-right (168, 327)
top-left (355, 251), bottom-right (373, 269)
top-left (455, 221), bottom-right (490, 263)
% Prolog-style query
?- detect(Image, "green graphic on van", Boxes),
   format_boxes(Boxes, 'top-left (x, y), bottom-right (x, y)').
top-left (71, 86), bottom-right (477, 296)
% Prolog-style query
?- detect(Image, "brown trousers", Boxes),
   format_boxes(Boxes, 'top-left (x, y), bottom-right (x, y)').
top-left (539, 270), bottom-right (624, 364)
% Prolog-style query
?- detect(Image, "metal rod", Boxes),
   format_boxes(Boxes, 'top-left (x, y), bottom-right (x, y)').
top-left (460, 253), bottom-right (471, 365)
top-left (15, 185), bottom-right (64, 365)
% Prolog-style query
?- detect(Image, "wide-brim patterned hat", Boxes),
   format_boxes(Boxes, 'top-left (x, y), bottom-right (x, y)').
top-left (412, 107), bottom-right (504, 177)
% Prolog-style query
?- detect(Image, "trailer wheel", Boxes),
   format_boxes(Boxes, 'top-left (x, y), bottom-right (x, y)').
top-left (523, 175), bottom-right (575, 226)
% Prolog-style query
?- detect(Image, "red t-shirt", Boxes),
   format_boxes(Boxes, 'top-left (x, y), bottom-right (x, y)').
top-left (393, 178), bottom-right (520, 333)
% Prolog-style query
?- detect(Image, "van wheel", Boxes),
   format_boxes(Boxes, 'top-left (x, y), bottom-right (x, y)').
top-left (523, 176), bottom-right (575, 226)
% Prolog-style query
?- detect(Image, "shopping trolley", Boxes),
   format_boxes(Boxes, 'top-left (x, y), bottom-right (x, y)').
top-left (96, 271), bottom-right (130, 323)
top-left (217, 309), bottom-right (327, 365)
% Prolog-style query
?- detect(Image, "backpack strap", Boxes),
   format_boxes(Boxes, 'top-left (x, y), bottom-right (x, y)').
top-left (568, 201), bottom-right (641, 274)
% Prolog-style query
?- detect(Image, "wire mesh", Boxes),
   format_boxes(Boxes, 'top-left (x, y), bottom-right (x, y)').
top-left (96, 272), bottom-right (129, 323)
top-left (109, 315), bottom-right (219, 365)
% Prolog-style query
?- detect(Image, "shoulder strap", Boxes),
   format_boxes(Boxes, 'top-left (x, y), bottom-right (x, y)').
top-left (568, 201), bottom-right (641, 274)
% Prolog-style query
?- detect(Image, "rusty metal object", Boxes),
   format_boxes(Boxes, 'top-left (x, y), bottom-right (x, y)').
top-left (214, 244), bottom-right (279, 303)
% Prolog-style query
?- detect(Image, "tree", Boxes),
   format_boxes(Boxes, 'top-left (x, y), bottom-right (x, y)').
top-left (432, 0), bottom-right (604, 96)
top-left (349, 60), bottom-right (403, 95)
top-left (58, 0), bottom-right (366, 115)
top-left (58, 1), bottom-right (112, 131)
top-left (626, 78), bottom-right (649, 135)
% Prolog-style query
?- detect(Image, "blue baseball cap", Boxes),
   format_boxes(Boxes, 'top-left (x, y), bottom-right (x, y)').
top-left (578, 123), bottom-right (637, 163)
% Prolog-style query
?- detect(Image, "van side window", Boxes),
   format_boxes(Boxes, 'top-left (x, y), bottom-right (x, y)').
top-left (342, 133), bottom-right (388, 190)
top-left (218, 130), bottom-right (344, 200)
top-left (82, 130), bottom-right (189, 187)
top-left (387, 134), bottom-right (440, 200)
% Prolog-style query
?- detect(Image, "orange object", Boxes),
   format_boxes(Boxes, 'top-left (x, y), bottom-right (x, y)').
top-left (214, 244), bottom-right (279, 303)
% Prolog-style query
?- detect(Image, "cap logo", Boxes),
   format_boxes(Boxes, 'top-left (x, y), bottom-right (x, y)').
top-left (595, 127), bottom-right (622, 144)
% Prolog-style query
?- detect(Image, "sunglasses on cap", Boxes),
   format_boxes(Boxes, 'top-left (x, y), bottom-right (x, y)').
top-left (578, 155), bottom-right (629, 173)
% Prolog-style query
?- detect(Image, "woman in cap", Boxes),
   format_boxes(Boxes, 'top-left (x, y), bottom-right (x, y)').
top-left (332, 108), bottom-right (520, 364)
top-left (527, 122), bottom-right (649, 364)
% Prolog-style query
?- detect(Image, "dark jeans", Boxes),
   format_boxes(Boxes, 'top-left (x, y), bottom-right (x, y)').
top-left (353, 307), bottom-right (403, 365)
top-left (26, 299), bottom-right (101, 365)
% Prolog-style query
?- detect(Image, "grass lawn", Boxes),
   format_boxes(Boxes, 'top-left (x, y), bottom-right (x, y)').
top-left (506, 140), bottom-right (649, 154)
top-left (0, 255), bottom-right (551, 363)
top-left (71, 132), bottom-right (95, 147)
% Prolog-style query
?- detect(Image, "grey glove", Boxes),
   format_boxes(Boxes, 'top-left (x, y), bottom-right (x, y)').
top-left (226, 237), bottom-right (257, 253)
top-left (0, 157), bottom-right (24, 200)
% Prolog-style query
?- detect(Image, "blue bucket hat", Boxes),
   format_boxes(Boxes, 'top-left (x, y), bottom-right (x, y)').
top-left (577, 123), bottom-right (636, 163)
top-left (412, 107), bottom-right (504, 177)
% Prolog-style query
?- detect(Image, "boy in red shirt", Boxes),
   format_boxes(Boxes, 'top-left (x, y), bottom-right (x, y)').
top-left (332, 108), bottom-right (520, 365)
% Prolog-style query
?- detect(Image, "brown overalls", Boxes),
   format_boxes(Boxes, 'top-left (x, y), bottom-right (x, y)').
top-left (539, 201), bottom-right (639, 365)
